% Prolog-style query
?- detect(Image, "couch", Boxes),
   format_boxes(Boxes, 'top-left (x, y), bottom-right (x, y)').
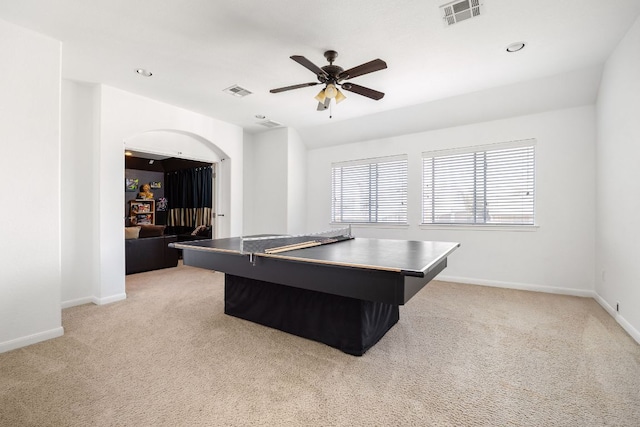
top-left (125, 225), bottom-right (179, 275)
top-left (174, 225), bottom-right (213, 258)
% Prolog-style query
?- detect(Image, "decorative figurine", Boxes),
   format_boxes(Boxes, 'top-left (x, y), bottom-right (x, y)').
top-left (138, 183), bottom-right (154, 200)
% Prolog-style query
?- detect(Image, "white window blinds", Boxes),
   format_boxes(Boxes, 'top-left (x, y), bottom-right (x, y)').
top-left (332, 155), bottom-right (408, 224)
top-left (422, 141), bottom-right (535, 225)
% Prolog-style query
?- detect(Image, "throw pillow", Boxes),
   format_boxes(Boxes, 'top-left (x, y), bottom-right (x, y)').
top-left (191, 225), bottom-right (206, 236)
top-left (196, 226), bottom-right (212, 237)
top-left (125, 227), bottom-right (141, 239)
top-left (138, 224), bottom-right (166, 238)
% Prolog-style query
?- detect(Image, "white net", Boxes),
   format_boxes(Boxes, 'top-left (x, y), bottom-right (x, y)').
top-left (240, 227), bottom-right (352, 255)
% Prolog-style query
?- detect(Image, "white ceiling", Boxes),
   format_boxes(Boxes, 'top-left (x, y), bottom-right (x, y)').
top-left (2, 0), bottom-right (639, 148)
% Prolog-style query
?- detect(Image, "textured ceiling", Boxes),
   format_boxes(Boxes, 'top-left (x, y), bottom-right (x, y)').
top-left (1, 0), bottom-right (639, 147)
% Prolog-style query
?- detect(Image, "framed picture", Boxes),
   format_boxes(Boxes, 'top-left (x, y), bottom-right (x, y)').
top-left (150, 181), bottom-right (162, 189)
top-left (125, 178), bottom-right (139, 192)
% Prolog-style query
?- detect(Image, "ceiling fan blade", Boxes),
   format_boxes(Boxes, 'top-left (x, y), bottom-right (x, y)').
top-left (291, 55), bottom-right (329, 80)
top-left (317, 98), bottom-right (330, 111)
top-left (340, 83), bottom-right (385, 100)
top-left (338, 58), bottom-right (387, 80)
top-left (270, 82), bottom-right (319, 93)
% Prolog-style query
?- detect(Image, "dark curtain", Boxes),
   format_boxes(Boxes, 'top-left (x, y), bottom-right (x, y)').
top-left (165, 166), bottom-right (213, 235)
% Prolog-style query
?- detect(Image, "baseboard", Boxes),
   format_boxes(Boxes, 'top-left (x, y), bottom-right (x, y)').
top-left (437, 275), bottom-right (596, 298)
top-left (594, 293), bottom-right (640, 345)
top-left (62, 293), bottom-right (127, 308)
top-left (593, 293), bottom-right (616, 317)
top-left (61, 296), bottom-right (95, 309)
top-left (0, 327), bottom-right (64, 354)
top-left (93, 293), bottom-right (127, 305)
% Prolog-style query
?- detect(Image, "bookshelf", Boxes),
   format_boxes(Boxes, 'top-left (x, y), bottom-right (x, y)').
top-left (129, 199), bottom-right (155, 225)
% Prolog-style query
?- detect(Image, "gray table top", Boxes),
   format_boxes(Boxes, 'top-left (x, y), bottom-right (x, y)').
top-left (174, 237), bottom-right (459, 277)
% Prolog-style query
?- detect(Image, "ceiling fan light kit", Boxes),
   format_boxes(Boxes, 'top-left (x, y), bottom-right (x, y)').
top-left (324, 83), bottom-right (338, 98)
top-left (270, 50), bottom-right (387, 113)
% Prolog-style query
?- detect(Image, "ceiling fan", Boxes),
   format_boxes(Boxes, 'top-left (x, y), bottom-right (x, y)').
top-left (270, 50), bottom-right (387, 111)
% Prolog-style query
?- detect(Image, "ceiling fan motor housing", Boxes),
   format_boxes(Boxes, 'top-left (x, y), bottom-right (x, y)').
top-left (320, 65), bottom-right (344, 83)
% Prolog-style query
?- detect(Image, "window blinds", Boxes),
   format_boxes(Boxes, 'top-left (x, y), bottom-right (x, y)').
top-left (422, 142), bottom-right (535, 225)
top-left (332, 156), bottom-right (408, 224)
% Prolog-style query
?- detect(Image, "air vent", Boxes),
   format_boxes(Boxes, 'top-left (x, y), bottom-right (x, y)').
top-left (258, 120), bottom-right (282, 129)
top-left (440, 0), bottom-right (483, 26)
top-left (223, 84), bottom-right (253, 97)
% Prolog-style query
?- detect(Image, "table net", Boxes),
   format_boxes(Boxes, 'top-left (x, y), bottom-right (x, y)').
top-left (240, 226), bottom-right (353, 255)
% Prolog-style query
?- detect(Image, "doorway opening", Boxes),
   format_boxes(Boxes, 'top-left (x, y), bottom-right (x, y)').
top-left (124, 150), bottom-right (218, 275)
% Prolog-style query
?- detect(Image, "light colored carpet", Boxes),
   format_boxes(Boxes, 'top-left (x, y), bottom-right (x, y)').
top-left (1, 262), bottom-right (639, 426)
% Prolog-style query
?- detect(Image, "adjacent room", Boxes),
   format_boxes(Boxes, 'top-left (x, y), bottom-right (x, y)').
top-left (1, 1), bottom-right (640, 425)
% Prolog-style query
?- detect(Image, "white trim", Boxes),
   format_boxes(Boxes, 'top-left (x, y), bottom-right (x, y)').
top-left (437, 275), bottom-right (595, 297)
top-left (593, 293), bottom-right (617, 317)
top-left (594, 293), bottom-right (640, 345)
top-left (420, 224), bottom-right (539, 232)
top-left (421, 138), bottom-right (537, 158)
top-left (61, 296), bottom-right (96, 309)
top-left (0, 327), bottom-right (64, 354)
top-left (332, 154), bottom-right (408, 168)
top-left (616, 314), bottom-right (640, 345)
top-left (93, 293), bottom-right (127, 305)
top-left (62, 293), bottom-right (127, 308)
top-left (331, 222), bottom-right (409, 229)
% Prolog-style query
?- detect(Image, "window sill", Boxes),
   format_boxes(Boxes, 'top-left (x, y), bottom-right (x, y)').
top-left (330, 222), bottom-right (410, 229)
top-left (419, 224), bottom-right (539, 232)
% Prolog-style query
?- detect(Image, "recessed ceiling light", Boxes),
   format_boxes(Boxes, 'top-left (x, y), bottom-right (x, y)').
top-left (125, 151), bottom-right (133, 156)
top-left (136, 68), bottom-right (153, 77)
top-left (506, 42), bottom-right (526, 53)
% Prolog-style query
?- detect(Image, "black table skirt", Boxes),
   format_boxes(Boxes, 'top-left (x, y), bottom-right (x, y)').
top-left (225, 274), bottom-right (399, 356)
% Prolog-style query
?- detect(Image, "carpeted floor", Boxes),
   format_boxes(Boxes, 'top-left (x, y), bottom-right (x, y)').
top-left (1, 262), bottom-right (639, 426)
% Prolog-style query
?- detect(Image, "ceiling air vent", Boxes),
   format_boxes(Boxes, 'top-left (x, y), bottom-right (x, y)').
top-left (440, 0), bottom-right (483, 26)
top-left (258, 120), bottom-right (282, 129)
top-left (223, 84), bottom-right (253, 97)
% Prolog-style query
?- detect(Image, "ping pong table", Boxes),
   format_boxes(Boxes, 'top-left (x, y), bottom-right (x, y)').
top-left (173, 229), bottom-right (459, 356)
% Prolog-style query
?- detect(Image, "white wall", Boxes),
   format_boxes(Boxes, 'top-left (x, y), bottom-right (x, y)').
top-left (287, 128), bottom-right (307, 235)
top-left (61, 81), bottom-right (100, 307)
top-left (0, 19), bottom-right (63, 352)
top-left (125, 131), bottom-right (222, 163)
top-left (307, 106), bottom-right (597, 295)
top-left (103, 86), bottom-right (243, 236)
top-left (246, 128), bottom-right (289, 234)
top-left (98, 85), bottom-right (244, 303)
top-left (243, 128), bottom-right (308, 235)
top-left (595, 15), bottom-right (640, 342)
top-left (60, 83), bottom-right (244, 307)
top-left (243, 132), bottom-right (255, 235)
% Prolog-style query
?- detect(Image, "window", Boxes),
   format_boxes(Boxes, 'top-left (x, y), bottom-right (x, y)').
top-left (332, 155), bottom-right (408, 224)
top-left (422, 140), bottom-right (535, 225)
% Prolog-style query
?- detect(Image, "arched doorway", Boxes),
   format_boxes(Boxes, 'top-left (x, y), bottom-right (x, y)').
top-left (125, 129), bottom-right (230, 238)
